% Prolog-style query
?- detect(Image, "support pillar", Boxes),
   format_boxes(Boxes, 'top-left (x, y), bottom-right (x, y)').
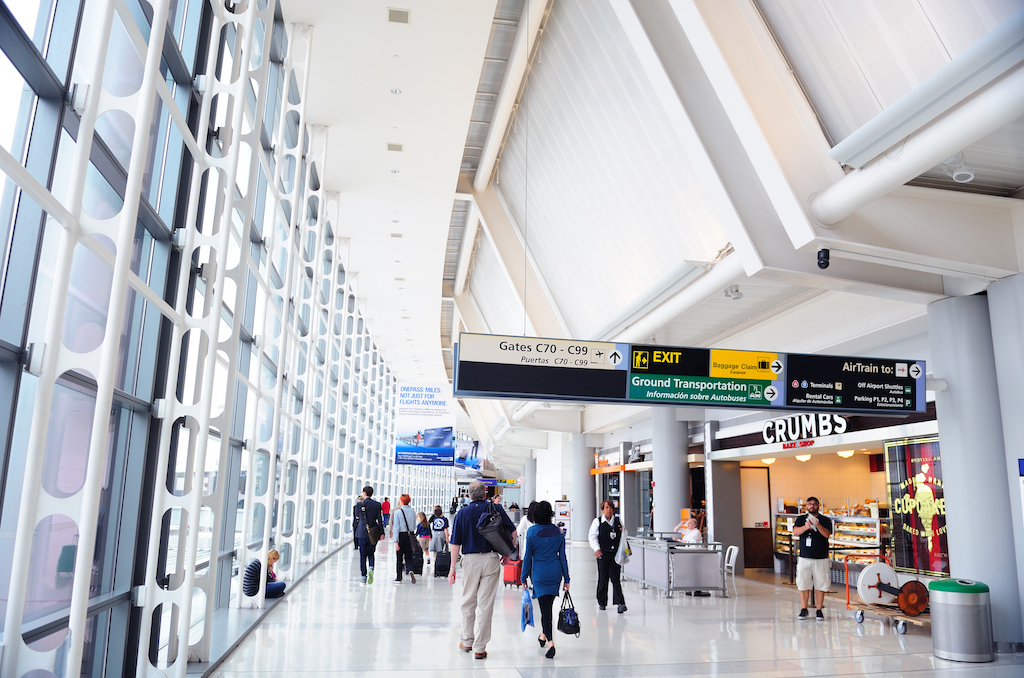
top-left (987, 273), bottom-right (1024, 651)
top-left (929, 295), bottom-right (1023, 649)
top-left (523, 456), bottom-right (537, 506)
top-left (571, 433), bottom-right (596, 546)
top-left (652, 407), bottom-right (690, 534)
top-left (705, 420), bottom-right (744, 574)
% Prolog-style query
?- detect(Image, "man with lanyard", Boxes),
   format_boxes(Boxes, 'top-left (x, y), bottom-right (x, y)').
top-left (588, 500), bottom-right (627, 613)
top-left (447, 480), bottom-right (517, 660)
top-left (354, 486), bottom-right (383, 584)
top-left (792, 496), bottom-right (833, 620)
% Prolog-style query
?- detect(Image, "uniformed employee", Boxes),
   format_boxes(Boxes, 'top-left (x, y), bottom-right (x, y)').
top-left (588, 500), bottom-right (627, 613)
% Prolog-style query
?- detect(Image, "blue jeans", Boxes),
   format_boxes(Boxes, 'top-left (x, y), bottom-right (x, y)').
top-left (359, 537), bottom-right (376, 577)
top-left (383, 514), bottom-right (390, 528)
top-left (266, 581), bottom-right (286, 598)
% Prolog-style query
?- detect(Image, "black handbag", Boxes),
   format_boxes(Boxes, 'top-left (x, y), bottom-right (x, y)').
top-left (476, 501), bottom-right (516, 556)
top-left (557, 591), bottom-right (580, 637)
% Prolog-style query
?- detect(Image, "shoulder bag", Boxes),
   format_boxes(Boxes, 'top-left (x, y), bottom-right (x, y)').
top-left (363, 502), bottom-right (382, 545)
top-left (476, 501), bottom-right (516, 556)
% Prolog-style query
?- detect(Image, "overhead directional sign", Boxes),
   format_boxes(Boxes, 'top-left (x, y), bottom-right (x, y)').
top-left (453, 333), bottom-right (927, 415)
top-left (455, 333), bottom-right (630, 400)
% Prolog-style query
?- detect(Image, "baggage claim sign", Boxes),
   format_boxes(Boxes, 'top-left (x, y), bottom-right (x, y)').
top-left (454, 333), bottom-right (926, 415)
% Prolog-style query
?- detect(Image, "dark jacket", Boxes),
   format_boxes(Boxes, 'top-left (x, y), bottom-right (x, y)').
top-left (355, 498), bottom-right (383, 540)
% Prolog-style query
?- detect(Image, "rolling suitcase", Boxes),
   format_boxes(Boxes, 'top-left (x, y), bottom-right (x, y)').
top-left (503, 558), bottom-right (523, 587)
top-left (434, 547), bottom-right (451, 577)
top-left (408, 549), bottom-right (424, 575)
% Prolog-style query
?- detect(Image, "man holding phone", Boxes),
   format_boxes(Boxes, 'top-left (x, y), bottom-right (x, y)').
top-left (792, 496), bottom-right (832, 620)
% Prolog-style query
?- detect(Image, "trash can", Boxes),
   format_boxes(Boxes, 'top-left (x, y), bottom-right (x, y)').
top-left (928, 579), bottom-right (994, 662)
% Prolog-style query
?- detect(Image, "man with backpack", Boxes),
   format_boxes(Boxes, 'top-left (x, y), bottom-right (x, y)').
top-left (447, 480), bottom-right (517, 659)
top-left (588, 500), bottom-right (627, 614)
top-left (354, 486), bottom-right (383, 584)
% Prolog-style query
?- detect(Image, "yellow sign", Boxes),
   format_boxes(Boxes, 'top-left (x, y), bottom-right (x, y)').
top-left (709, 349), bottom-right (778, 381)
top-left (633, 350), bottom-right (649, 369)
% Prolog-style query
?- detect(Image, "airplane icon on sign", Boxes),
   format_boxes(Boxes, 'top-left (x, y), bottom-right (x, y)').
top-left (595, 350), bottom-right (604, 358)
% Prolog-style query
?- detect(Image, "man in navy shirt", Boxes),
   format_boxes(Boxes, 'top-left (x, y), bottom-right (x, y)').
top-left (448, 480), bottom-right (516, 659)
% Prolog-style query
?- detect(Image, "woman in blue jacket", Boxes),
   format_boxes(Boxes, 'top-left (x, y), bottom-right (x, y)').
top-left (521, 501), bottom-right (570, 659)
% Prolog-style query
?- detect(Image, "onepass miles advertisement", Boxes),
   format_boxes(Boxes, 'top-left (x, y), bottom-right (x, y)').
top-left (395, 384), bottom-right (455, 466)
top-left (884, 436), bottom-right (949, 576)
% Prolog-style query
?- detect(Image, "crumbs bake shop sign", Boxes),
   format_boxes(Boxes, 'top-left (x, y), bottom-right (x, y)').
top-left (761, 414), bottom-right (848, 446)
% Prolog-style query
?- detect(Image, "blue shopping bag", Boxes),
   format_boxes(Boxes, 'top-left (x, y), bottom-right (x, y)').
top-left (521, 587), bottom-right (534, 631)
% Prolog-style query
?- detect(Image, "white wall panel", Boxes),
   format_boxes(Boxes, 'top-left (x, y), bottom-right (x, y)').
top-left (497, 0), bottom-right (729, 339)
top-left (468, 228), bottom-right (535, 336)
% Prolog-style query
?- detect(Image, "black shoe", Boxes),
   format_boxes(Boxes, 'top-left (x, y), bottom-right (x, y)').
top-left (798, 608), bottom-right (809, 620)
top-left (599, 605), bottom-right (606, 611)
top-left (695, 590), bottom-right (712, 597)
top-left (816, 609), bottom-right (825, 621)
top-left (685, 591), bottom-right (694, 596)
top-left (538, 635), bottom-right (546, 647)
top-left (617, 604), bottom-right (627, 614)
top-left (545, 646), bottom-right (556, 659)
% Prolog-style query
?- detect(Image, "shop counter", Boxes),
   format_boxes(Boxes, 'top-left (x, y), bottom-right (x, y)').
top-left (621, 537), bottom-right (728, 597)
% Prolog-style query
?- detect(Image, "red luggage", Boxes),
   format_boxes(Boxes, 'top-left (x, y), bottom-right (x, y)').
top-left (503, 559), bottom-right (523, 587)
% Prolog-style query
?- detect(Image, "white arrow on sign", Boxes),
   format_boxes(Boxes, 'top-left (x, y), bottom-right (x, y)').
top-left (770, 359), bottom-right (783, 374)
top-left (909, 364), bottom-right (922, 379)
top-left (764, 385), bottom-right (779, 401)
top-left (609, 350), bottom-right (622, 366)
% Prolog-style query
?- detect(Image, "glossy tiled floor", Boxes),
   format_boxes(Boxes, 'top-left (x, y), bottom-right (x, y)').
top-left (211, 543), bottom-right (1024, 677)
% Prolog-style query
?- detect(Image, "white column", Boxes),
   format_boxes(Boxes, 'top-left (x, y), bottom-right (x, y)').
top-left (986, 273), bottom-right (1024, 651)
top-left (523, 457), bottom-right (537, 505)
top-left (928, 295), bottom-right (1023, 648)
top-left (571, 433), bottom-right (596, 545)
top-left (652, 407), bottom-right (689, 534)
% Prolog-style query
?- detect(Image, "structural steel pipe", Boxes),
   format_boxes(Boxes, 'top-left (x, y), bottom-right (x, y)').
top-left (810, 65), bottom-right (1024, 226)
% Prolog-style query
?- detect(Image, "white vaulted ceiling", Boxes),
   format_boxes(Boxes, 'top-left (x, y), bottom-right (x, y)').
top-left (755, 0), bottom-right (1024, 196)
top-left (496, 0), bottom-right (732, 339)
top-left (279, 0), bottom-right (498, 382)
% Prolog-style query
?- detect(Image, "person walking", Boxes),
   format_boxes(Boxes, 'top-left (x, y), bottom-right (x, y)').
top-left (588, 500), bottom-right (627, 613)
top-left (381, 496), bottom-right (392, 529)
top-left (450, 496), bottom-right (458, 516)
top-left (521, 501), bottom-right (570, 659)
top-left (517, 501), bottom-right (537, 559)
top-left (389, 494), bottom-right (417, 583)
top-left (793, 496), bottom-right (832, 620)
top-left (416, 512), bottom-right (432, 564)
top-left (448, 480), bottom-right (516, 659)
top-left (352, 492), bottom-right (363, 552)
top-left (355, 486), bottom-right (383, 584)
top-left (430, 505), bottom-right (450, 559)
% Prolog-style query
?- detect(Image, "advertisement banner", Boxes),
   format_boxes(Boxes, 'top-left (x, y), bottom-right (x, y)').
top-left (395, 384), bottom-right (455, 466)
top-left (884, 436), bottom-right (949, 576)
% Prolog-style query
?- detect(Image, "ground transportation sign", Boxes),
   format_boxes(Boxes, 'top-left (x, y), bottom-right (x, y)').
top-left (453, 333), bottom-right (926, 415)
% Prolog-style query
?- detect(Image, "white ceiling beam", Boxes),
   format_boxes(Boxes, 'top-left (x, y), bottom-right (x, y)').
top-left (453, 200), bottom-right (480, 296)
top-left (472, 182), bottom-right (569, 337)
top-left (828, 9), bottom-right (1024, 169)
top-left (472, 0), bottom-right (551, 193)
top-left (810, 65), bottom-right (1024, 226)
top-left (610, 0), bottom-right (762, 276)
top-left (611, 254), bottom-right (745, 343)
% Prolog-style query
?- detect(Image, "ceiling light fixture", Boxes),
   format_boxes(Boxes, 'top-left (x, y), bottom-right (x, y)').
top-left (724, 284), bottom-right (743, 300)
top-left (390, 233), bottom-right (402, 238)
top-left (761, 458), bottom-right (776, 465)
top-left (837, 450), bottom-right (855, 458)
top-left (390, 169), bottom-right (400, 174)
top-left (390, 88), bottom-right (401, 95)
top-left (387, 143), bottom-right (403, 152)
top-left (941, 153), bottom-right (975, 183)
top-left (795, 454), bottom-right (812, 462)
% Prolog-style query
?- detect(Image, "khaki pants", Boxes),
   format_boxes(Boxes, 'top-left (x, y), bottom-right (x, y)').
top-left (459, 552), bottom-right (502, 653)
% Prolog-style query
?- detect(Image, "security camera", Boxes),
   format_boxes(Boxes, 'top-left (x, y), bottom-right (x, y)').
top-left (817, 248), bottom-right (830, 269)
